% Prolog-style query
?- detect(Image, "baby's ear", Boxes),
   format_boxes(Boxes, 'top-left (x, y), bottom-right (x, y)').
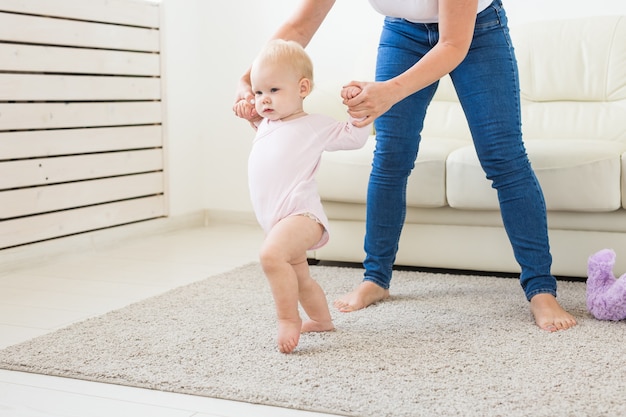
top-left (299, 78), bottom-right (312, 97)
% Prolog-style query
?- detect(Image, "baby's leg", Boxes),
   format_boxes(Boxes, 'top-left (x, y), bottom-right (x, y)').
top-left (292, 257), bottom-right (335, 333)
top-left (260, 215), bottom-right (329, 353)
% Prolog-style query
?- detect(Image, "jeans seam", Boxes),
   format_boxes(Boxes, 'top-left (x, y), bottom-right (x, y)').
top-left (525, 288), bottom-right (557, 301)
top-left (363, 276), bottom-right (390, 290)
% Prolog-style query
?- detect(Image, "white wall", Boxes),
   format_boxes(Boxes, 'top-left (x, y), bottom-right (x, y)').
top-left (160, 0), bottom-right (206, 216)
top-left (160, 0), bottom-right (625, 218)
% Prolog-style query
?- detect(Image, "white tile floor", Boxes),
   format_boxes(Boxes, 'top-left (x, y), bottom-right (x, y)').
top-left (0, 222), bottom-right (339, 417)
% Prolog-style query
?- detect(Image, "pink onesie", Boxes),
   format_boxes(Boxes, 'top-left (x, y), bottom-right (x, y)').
top-left (248, 113), bottom-right (370, 249)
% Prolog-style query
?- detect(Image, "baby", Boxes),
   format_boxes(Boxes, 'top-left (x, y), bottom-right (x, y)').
top-left (237, 39), bottom-right (370, 353)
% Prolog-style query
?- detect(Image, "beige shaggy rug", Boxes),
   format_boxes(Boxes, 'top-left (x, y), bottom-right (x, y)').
top-left (1, 262), bottom-right (625, 417)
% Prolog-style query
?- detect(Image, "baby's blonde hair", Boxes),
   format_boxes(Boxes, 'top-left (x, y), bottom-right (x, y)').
top-left (253, 39), bottom-right (314, 90)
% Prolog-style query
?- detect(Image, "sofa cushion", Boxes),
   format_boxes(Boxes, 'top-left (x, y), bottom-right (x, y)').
top-left (422, 76), bottom-right (473, 142)
top-left (446, 140), bottom-right (626, 212)
top-left (521, 101), bottom-right (626, 143)
top-left (318, 136), bottom-right (466, 208)
top-left (514, 16), bottom-right (626, 103)
top-left (317, 138), bottom-right (374, 205)
top-left (406, 137), bottom-right (468, 207)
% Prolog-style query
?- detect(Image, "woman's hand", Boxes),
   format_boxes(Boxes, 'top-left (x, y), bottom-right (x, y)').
top-left (341, 80), bottom-right (397, 128)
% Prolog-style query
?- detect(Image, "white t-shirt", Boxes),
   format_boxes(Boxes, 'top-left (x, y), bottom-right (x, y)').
top-left (368, 0), bottom-right (493, 23)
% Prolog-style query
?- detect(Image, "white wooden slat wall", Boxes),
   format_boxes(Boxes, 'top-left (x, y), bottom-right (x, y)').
top-left (0, 0), bottom-right (165, 250)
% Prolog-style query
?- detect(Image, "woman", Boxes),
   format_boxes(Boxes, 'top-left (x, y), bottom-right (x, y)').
top-left (234, 0), bottom-right (577, 332)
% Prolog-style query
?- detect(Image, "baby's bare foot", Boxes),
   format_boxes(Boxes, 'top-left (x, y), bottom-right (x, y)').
top-left (530, 293), bottom-right (577, 332)
top-left (277, 318), bottom-right (302, 353)
top-left (301, 319), bottom-right (335, 333)
top-left (333, 281), bottom-right (389, 312)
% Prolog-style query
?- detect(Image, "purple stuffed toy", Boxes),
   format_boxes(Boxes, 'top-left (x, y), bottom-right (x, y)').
top-left (586, 248), bottom-right (626, 321)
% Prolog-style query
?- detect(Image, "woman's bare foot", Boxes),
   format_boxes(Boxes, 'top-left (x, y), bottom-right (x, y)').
top-left (530, 293), bottom-right (577, 332)
top-left (301, 319), bottom-right (335, 333)
top-left (333, 281), bottom-right (390, 312)
top-left (277, 318), bottom-right (302, 353)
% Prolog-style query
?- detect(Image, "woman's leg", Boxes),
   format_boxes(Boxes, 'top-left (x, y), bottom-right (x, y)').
top-left (449, 0), bottom-right (575, 330)
top-left (335, 17), bottom-right (438, 311)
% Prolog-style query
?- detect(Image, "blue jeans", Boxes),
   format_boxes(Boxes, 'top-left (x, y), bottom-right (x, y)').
top-left (363, 0), bottom-right (557, 301)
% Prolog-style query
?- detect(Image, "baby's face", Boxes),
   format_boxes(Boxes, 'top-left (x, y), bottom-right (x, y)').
top-left (251, 61), bottom-right (307, 122)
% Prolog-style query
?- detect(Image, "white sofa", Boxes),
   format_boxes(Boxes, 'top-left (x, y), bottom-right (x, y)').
top-left (306, 15), bottom-right (626, 278)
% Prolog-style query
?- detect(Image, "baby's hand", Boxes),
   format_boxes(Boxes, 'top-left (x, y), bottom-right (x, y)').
top-left (234, 98), bottom-right (254, 118)
top-left (233, 99), bottom-right (262, 130)
top-left (341, 85), bottom-right (362, 101)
